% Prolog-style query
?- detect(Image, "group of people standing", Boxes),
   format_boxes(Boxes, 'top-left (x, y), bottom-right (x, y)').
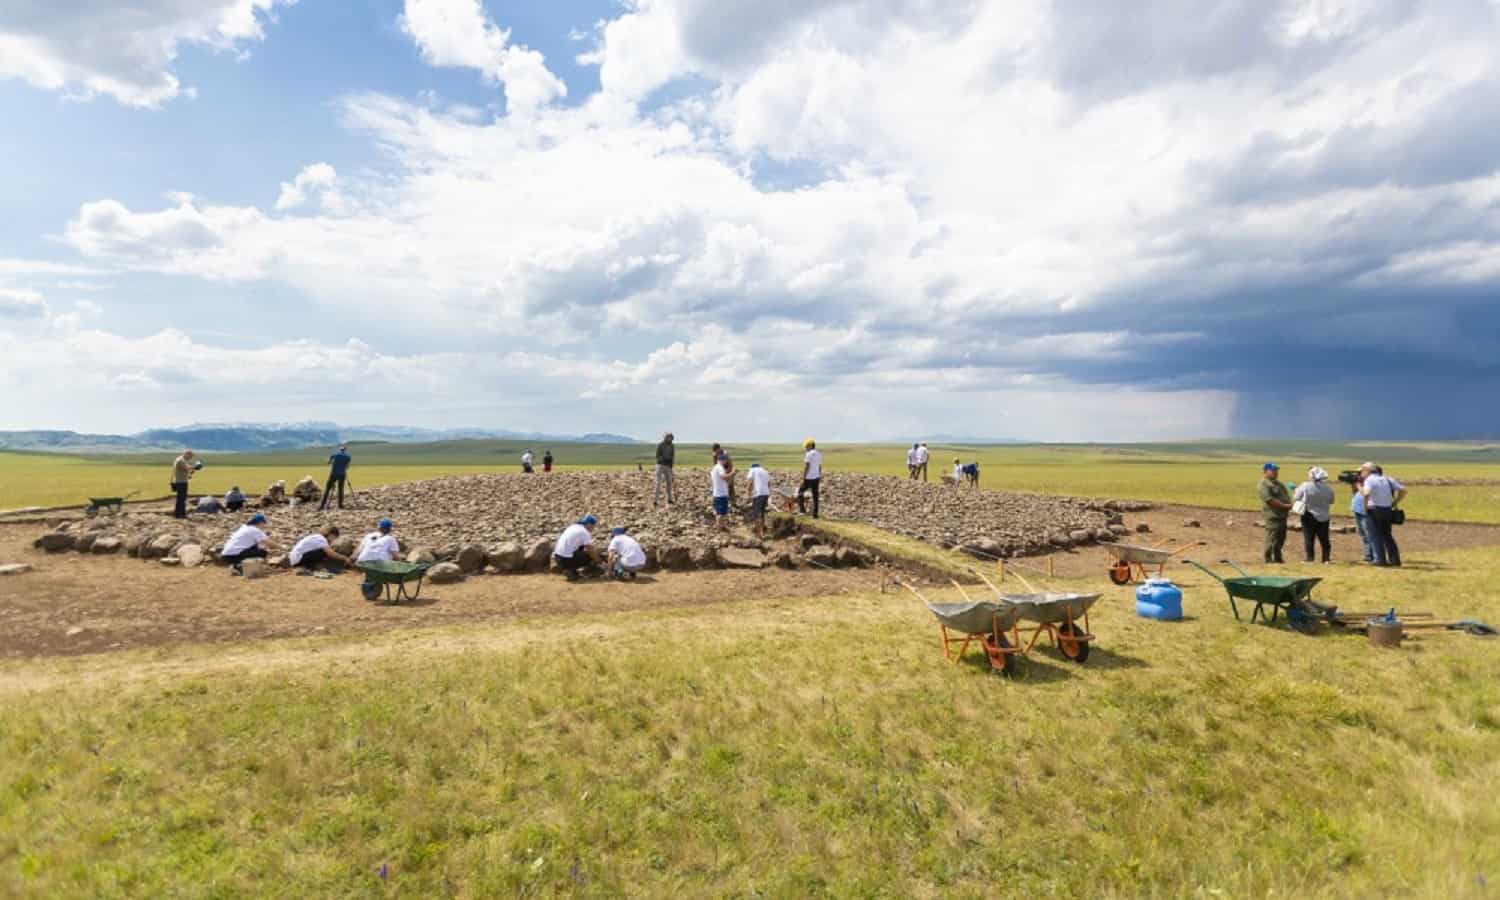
top-left (519, 449), bottom-right (554, 474)
top-left (654, 434), bottom-right (824, 522)
top-left (1259, 461), bottom-right (1407, 566)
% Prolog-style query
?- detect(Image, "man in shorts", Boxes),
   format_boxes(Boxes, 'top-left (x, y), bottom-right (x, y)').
top-left (710, 456), bottom-right (731, 528)
top-left (746, 462), bottom-right (772, 538)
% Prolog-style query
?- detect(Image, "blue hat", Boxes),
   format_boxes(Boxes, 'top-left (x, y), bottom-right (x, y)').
top-left (580, 515), bottom-right (597, 526)
top-left (1263, 461), bottom-right (1279, 471)
top-left (248, 513), bottom-right (267, 525)
top-left (378, 518), bottom-right (393, 531)
top-left (611, 526), bottom-right (626, 535)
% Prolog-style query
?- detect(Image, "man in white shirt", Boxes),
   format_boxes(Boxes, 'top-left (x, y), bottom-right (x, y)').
top-left (554, 515), bottom-right (599, 580)
top-left (906, 444), bottom-right (919, 480)
top-left (951, 457), bottom-right (963, 485)
top-left (746, 462), bottom-right (773, 537)
top-left (916, 442), bottom-right (930, 481)
top-left (710, 458), bottom-right (731, 527)
top-left (290, 526), bottom-right (352, 573)
top-left (521, 449), bottom-right (535, 474)
top-left (798, 439), bottom-right (823, 518)
top-left (355, 519), bottom-right (401, 564)
top-left (605, 527), bottom-right (647, 579)
top-left (1360, 464), bottom-right (1407, 567)
top-left (222, 513), bottom-right (270, 573)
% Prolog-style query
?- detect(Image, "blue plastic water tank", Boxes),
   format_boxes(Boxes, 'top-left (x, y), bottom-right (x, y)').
top-left (1135, 578), bottom-right (1183, 621)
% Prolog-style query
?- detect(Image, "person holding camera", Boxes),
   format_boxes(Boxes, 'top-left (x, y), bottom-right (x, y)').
top-left (1360, 463), bottom-right (1407, 567)
top-left (170, 449), bottom-right (200, 519)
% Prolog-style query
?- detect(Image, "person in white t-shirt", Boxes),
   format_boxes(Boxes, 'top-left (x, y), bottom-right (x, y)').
top-left (521, 449), bottom-right (535, 474)
top-left (797, 439), bottom-right (823, 517)
top-left (554, 515), bottom-right (599, 580)
top-left (951, 457), bottom-right (963, 486)
top-left (915, 442), bottom-right (930, 481)
top-left (355, 519), bottom-right (401, 564)
top-left (290, 526), bottom-right (351, 573)
top-left (906, 444), bottom-right (919, 480)
top-left (605, 527), bottom-right (647, 579)
top-left (710, 458), bottom-right (731, 527)
top-left (746, 462), bottom-right (773, 537)
top-left (222, 513), bottom-right (270, 573)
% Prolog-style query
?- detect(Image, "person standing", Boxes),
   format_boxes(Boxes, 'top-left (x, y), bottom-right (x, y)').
top-left (654, 433), bottom-right (676, 505)
top-left (543, 450), bottom-right (554, 473)
top-left (916, 442), bottom-right (930, 481)
top-left (521, 449), bottom-right (535, 474)
top-left (1350, 472), bottom-right (1375, 562)
top-left (221, 513), bottom-right (270, 574)
top-left (1361, 464), bottom-right (1406, 567)
top-left (951, 457), bottom-right (963, 485)
top-left (170, 449), bottom-right (197, 519)
top-left (710, 454), bottom-right (731, 528)
top-left (906, 444), bottom-right (919, 480)
top-left (320, 445), bottom-right (351, 511)
top-left (746, 462), bottom-right (772, 538)
top-left (1258, 462), bottom-right (1292, 564)
top-left (1293, 466), bottom-right (1336, 563)
top-left (798, 439), bottom-right (822, 518)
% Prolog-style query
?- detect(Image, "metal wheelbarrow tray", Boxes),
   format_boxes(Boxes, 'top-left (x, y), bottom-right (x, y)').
top-left (999, 591), bottom-right (1101, 664)
top-left (907, 580), bottom-right (1099, 675)
top-left (355, 560), bottom-right (432, 605)
top-left (1104, 542), bottom-right (1193, 585)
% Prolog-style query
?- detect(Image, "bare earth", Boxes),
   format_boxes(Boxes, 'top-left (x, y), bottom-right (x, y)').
top-left (3, 504), bottom-right (1498, 659)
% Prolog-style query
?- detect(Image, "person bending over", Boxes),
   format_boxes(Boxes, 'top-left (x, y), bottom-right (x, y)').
top-left (290, 526), bottom-right (351, 573)
top-left (355, 519), bottom-right (401, 563)
top-left (554, 515), bottom-right (600, 580)
top-left (224, 485), bottom-right (247, 512)
top-left (222, 513), bottom-right (270, 574)
top-left (605, 527), bottom-right (647, 579)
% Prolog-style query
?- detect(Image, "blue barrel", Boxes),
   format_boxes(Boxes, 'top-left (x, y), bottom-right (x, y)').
top-left (1135, 578), bottom-right (1183, 621)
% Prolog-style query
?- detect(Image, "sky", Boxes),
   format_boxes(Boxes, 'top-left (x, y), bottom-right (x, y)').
top-left (2, 0), bottom-right (1498, 442)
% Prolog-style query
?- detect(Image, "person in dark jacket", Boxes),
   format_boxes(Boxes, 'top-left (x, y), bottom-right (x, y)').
top-left (654, 432), bottom-right (676, 505)
top-left (320, 444), bottom-right (351, 510)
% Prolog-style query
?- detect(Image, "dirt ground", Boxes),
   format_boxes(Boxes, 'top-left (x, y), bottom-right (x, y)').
top-left (3, 504), bottom-right (1498, 660)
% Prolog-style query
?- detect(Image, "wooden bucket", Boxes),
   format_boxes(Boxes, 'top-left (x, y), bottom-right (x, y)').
top-left (1366, 618), bottom-right (1404, 648)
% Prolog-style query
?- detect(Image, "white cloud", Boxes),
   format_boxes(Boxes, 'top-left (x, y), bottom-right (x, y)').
top-left (275, 163), bottom-right (338, 211)
top-left (0, 287), bottom-right (47, 319)
top-left (0, 0), bottom-right (294, 107)
top-left (398, 0), bottom-right (566, 113)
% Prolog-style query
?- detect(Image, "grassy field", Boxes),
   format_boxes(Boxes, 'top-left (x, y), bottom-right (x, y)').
top-left (5, 439), bottom-right (1500, 523)
top-left (3, 545), bottom-right (1498, 896)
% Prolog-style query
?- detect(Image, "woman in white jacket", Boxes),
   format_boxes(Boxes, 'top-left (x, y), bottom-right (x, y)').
top-left (1293, 467), bottom-right (1336, 563)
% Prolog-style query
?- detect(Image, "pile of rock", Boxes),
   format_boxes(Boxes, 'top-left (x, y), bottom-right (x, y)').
top-left (29, 470), bottom-right (1143, 573)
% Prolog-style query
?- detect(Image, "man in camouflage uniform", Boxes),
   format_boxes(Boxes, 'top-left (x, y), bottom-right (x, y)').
top-left (1258, 462), bottom-right (1292, 564)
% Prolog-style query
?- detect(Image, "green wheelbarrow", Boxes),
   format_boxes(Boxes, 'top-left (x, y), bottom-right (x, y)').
top-left (1184, 559), bottom-right (1332, 630)
top-left (356, 560), bottom-right (431, 605)
top-left (85, 490), bottom-right (139, 516)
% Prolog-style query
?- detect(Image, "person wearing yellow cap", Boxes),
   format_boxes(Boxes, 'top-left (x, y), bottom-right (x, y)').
top-left (797, 438), bottom-right (822, 517)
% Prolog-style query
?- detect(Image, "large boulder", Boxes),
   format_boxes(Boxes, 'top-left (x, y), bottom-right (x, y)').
top-left (176, 543), bottom-right (205, 569)
top-left (241, 558), bottom-right (268, 579)
top-left (771, 551), bottom-right (797, 569)
top-left (805, 545), bottom-right (837, 568)
top-left (1069, 529), bottom-right (1093, 545)
top-left (91, 536), bottom-right (123, 555)
top-left (658, 544), bottom-right (694, 570)
top-left (332, 536), bottom-right (357, 557)
top-left (124, 534), bottom-right (145, 558)
top-left (456, 544), bottom-right (487, 574)
top-left (718, 547), bottom-right (766, 569)
top-left (524, 539), bottom-right (554, 571)
top-left (486, 542), bottom-right (526, 572)
top-left (691, 545), bottom-right (719, 569)
top-left (34, 532), bottom-right (75, 553)
top-left (74, 533), bottom-right (98, 553)
top-left (407, 547), bottom-right (437, 565)
top-left (141, 534), bottom-right (180, 560)
top-left (962, 538), bottom-right (1001, 560)
top-left (428, 562), bottom-right (465, 584)
top-left (835, 547), bottom-right (870, 568)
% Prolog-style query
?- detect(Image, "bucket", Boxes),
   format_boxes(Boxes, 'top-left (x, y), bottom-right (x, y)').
top-left (1366, 618), bottom-right (1404, 648)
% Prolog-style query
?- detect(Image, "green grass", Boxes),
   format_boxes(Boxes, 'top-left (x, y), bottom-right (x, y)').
top-left (7, 440), bottom-right (1500, 522)
top-left (3, 547), bottom-right (1499, 897)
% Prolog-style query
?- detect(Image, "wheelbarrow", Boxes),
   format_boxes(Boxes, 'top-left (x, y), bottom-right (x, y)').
top-left (1104, 540), bottom-right (1199, 585)
top-left (905, 571), bottom-right (1101, 676)
top-left (1184, 559), bottom-right (1333, 629)
top-left (355, 560), bottom-right (431, 605)
top-left (85, 490), bottom-right (140, 517)
top-left (902, 580), bottom-right (1023, 674)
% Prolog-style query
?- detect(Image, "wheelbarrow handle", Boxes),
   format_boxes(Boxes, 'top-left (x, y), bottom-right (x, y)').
top-left (1181, 559), bottom-right (1226, 584)
top-left (1165, 541), bottom-right (1207, 559)
top-left (1218, 559), bottom-right (1253, 578)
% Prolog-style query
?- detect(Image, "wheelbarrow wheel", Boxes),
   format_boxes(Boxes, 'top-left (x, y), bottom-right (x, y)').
top-left (1108, 561), bottom-right (1132, 585)
top-left (1056, 622), bottom-right (1090, 663)
top-left (984, 633), bottom-right (1016, 677)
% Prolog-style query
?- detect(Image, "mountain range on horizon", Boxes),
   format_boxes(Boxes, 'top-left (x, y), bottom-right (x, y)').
top-left (0, 423), bottom-right (641, 454)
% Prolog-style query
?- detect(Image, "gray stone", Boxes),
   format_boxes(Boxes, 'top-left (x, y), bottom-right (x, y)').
top-left (91, 536), bottom-right (123, 555)
top-left (799, 534), bottom-right (820, 550)
top-left (124, 534), bottom-right (144, 558)
top-left (74, 532), bottom-right (98, 553)
top-left (835, 547), bottom-right (870, 568)
top-left (718, 547), bottom-right (766, 569)
top-left (160, 556), bottom-right (181, 567)
top-left (1108, 523), bottom-right (1130, 536)
top-left (141, 534), bottom-right (179, 560)
top-left (1069, 529), bottom-right (1093, 544)
top-left (268, 554), bottom-right (289, 568)
top-left (332, 536), bottom-right (357, 557)
top-left (1182, 519), bottom-right (1201, 528)
top-left (1048, 531), bottom-right (1073, 548)
top-left (407, 547), bottom-right (437, 565)
top-left (0, 563), bottom-right (32, 576)
top-left (241, 559), bottom-right (268, 579)
top-left (659, 545), bottom-right (694, 570)
top-left (963, 538), bottom-right (1002, 559)
top-left (486, 541), bottom-right (526, 572)
top-left (770, 551), bottom-right (796, 569)
top-left (525, 538), bottom-right (554, 571)
top-left (691, 545), bottom-right (719, 569)
top-left (456, 544), bottom-right (487, 574)
top-left (805, 545), bottom-right (837, 567)
top-left (1135, 523), bottom-right (1151, 534)
top-left (34, 532), bottom-right (75, 553)
top-left (176, 543), bottom-right (204, 569)
top-left (428, 562), bottom-right (465, 584)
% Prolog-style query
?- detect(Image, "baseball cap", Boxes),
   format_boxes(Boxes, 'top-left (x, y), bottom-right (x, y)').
top-left (248, 513), bottom-right (267, 525)
top-left (1263, 461), bottom-right (1279, 471)
top-left (611, 526), bottom-right (626, 535)
top-left (378, 518), bottom-right (393, 531)
top-left (580, 515), bottom-right (598, 525)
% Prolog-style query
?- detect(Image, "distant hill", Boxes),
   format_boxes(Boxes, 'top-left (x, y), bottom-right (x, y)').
top-left (0, 423), bottom-right (640, 454)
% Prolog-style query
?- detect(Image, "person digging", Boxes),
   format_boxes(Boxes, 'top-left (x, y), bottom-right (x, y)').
top-left (554, 515), bottom-right (602, 580)
top-left (290, 526), bottom-right (352, 574)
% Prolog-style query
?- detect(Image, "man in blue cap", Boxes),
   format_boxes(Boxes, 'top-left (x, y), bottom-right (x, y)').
top-left (355, 519), bottom-right (400, 563)
top-left (320, 444), bottom-right (352, 511)
top-left (221, 512), bottom-right (270, 574)
top-left (1258, 462), bottom-right (1292, 563)
top-left (605, 526), bottom-right (647, 579)
top-left (554, 515), bottom-right (600, 580)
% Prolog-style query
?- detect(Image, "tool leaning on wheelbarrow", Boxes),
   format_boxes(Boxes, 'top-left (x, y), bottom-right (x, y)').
top-left (1104, 539), bottom-right (1205, 585)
